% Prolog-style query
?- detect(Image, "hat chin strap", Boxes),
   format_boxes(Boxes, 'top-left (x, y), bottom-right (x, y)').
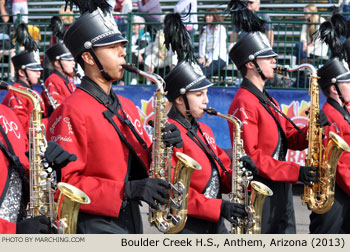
top-left (182, 94), bottom-right (192, 117)
top-left (24, 69), bottom-right (33, 87)
top-left (252, 59), bottom-right (266, 80)
top-left (58, 60), bottom-right (71, 78)
top-left (88, 48), bottom-right (113, 81)
top-left (334, 83), bottom-right (346, 106)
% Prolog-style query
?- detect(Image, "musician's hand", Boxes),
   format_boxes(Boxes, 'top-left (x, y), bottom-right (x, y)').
top-left (16, 216), bottom-right (50, 234)
top-left (220, 200), bottom-right (247, 224)
top-left (319, 110), bottom-right (331, 127)
top-left (162, 123), bottom-right (184, 148)
top-left (239, 155), bottom-right (258, 176)
top-left (44, 141), bottom-right (77, 181)
top-left (298, 166), bottom-right (319, 187)
top-left (124, 178), bottom-right (170, 210)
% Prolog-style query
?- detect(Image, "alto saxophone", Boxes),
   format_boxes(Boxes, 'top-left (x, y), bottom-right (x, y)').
top-left (39, 80), bottom-right (58, 109)
top-left (204, 107), bottom-right (272, 234)
top-left (276, 64), bottom-right (350, 214)
top-left (0, 81), bottom-right (90, 233)
top-left (122, 64), bottom-right (201, 234)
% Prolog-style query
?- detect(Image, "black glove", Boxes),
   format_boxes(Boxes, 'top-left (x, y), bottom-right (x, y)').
top-left (162, 123), bottom-right (184, 148)
top-left (298, 166), bottom-right (319, 186)
top-left (16, 216), bottom-right (51, 234)
top-left (239, 155), bottom-right (258, 176)
top-left (44, 141), bottom-right (77, 181)
top-left (220, 200), bottom-right (247, 223)
top-left (125, 178), bottom-right (170, 209)
top-left (319, 110), bottom-right (331, 127)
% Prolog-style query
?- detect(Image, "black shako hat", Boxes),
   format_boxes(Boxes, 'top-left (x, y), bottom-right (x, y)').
top-left (46, 42), bottom-right (74, 62)
top-left (318, 57), bottom-right (350, 90)
top-left (229, 32), bottom-right (277, 69)
top-left (63, 8), bottom-right (128, 60)
top-left (12, 51), bottom-right (43, 71)
top-left (164, 60), bottom-right (214, 102)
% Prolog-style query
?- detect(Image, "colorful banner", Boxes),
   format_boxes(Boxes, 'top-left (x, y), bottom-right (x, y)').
top-left (0, 85), bottom-right (327, 165)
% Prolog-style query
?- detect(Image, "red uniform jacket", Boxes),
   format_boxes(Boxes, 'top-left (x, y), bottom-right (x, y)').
top-left (228, 79), bottom-right (308, 183)
top-left (2, 81), bottom-right (48, 136)
top-left (42, 71), bottom-right (76, 108)
top-left (47, 87), bottom-right (152, 218)
top-left (169, 115), bottom-right (231, 223)
top-left (0, 105), bottom-right (29, 234)
top-left (322, 100), bottom-right (350, 196)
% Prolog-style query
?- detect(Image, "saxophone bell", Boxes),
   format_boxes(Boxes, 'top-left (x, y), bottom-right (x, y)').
top-left (204, 107), bottom-right (273, 234)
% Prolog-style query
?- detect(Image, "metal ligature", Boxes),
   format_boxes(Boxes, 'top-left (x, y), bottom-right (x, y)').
top-left (0, 81), bottom-right (90, 233)
top-left (122, 64), bottom-right (202, 234)
top-left (276, 64), bottom-right (350, 214)
top-left (39, 80), bottom-right (58, 109)
top-left (204, 107), bottom-right (273, 234)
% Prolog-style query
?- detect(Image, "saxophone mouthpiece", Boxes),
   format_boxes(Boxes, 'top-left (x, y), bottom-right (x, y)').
top-left (204, 107), bottom-right (218, 115)
top-left (122, 64), bottom-right (139, 74)
top-left (274, 65), bottom-right (288, 74)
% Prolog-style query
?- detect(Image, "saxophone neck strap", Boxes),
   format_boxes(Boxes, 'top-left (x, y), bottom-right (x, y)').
top-left (241, 79), bottom-right (306, 138)
top-left (79, 78), bottom-right (151, 159)
top-left (186, 124), bottom-right (231, 180)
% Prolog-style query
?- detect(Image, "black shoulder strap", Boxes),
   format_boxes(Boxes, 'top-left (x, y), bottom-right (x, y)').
top-left (187, 126), bottom-right (231, 180)
top-left (103, 109), bottom-right (148, 173)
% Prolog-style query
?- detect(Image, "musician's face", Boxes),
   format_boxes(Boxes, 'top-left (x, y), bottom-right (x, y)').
top-left (338, 82), bottom-right (350, 103)
top-left (19, 69), bottom-right (41, 85)
top-left (175, 89), bottom-right (209, 120)
top-left (256, 57), bottom-right (276, 79)
top-left (93, 42), bottom-right (126, 81)
top-left (56, 59), bottom-right (75, 76)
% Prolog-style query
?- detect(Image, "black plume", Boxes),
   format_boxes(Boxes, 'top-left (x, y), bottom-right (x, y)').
top-left (163, 13), bottom-right (196, 63)
top-left (12, 23), bottom-right (38, 52)
top-left (48, 16), bottom-right (65, 40)
top-left (64, 0), bottom-right (110, 14)
top-left (315, 12), bottom-right (348, 60)
top-left (226, 0), bottom-right (266, 33)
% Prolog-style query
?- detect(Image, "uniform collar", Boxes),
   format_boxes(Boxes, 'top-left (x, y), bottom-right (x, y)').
top-left (16, 79), bottom-right (31, 89)
top-left (168, 105), bottom-right (199, 131)
top-left (53, 69), bottom-right (70, 84)
top-left (327, 97), bottom-right (350, 124)
top-left (79, 76), bottom-right (114, 107)
top-left (240, 78), bottom-right (272, 105)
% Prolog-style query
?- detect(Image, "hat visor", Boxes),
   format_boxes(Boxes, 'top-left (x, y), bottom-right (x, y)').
top-left (93, 33), bottom-right (128, 47)
top-left (187, 77), bottom-right (214, 92)
top-left (60, 53), bottom-right (74, 61)
top-left (26, 63), bottom-right (43, 71)
top-left (256, 49), bottom-right (278, 59)
top-left (336, 71), bottom-right (350, 83)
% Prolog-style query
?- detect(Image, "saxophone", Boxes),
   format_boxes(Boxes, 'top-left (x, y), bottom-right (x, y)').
top-left (122, 64), bottom-right (202, 234)
top-left (0, 81), bottom-right (90, 233)
top-left (276, 64), bottom-right (350, 214)
top-left (204, 107), bottom-right (272, 234)
top-left (39, 79), bottom-right (58, 109)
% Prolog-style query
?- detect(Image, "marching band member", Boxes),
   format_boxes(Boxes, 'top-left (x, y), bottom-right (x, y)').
top-left (46, 0), bottom-right (182, 234)
top-left (0, 102), bottom-right (76, 234)
top-left (2, 50), bottom-right (49, 136)
top-left (43, 42), bottom-right (76, 109)
top-left (162, 13), bottom-right (257, 234)
top-left (309, 58), bottom-right (350, 233)
top-left (227, 31), bottom-right (329, 233)
top-left (309, 15), bottom-right (350, 233)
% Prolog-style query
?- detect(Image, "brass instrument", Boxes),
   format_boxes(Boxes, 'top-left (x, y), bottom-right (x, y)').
top-left (0, 81), bottom-right (90, 233)
top-left (39, 80), bottom-right (58, 109)
top-left (276, 64), bottom-right (350, 214)
top-left (204, 107), bottom-right (272, 234)
top-left (122, 64), bottom-right (201, 234)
